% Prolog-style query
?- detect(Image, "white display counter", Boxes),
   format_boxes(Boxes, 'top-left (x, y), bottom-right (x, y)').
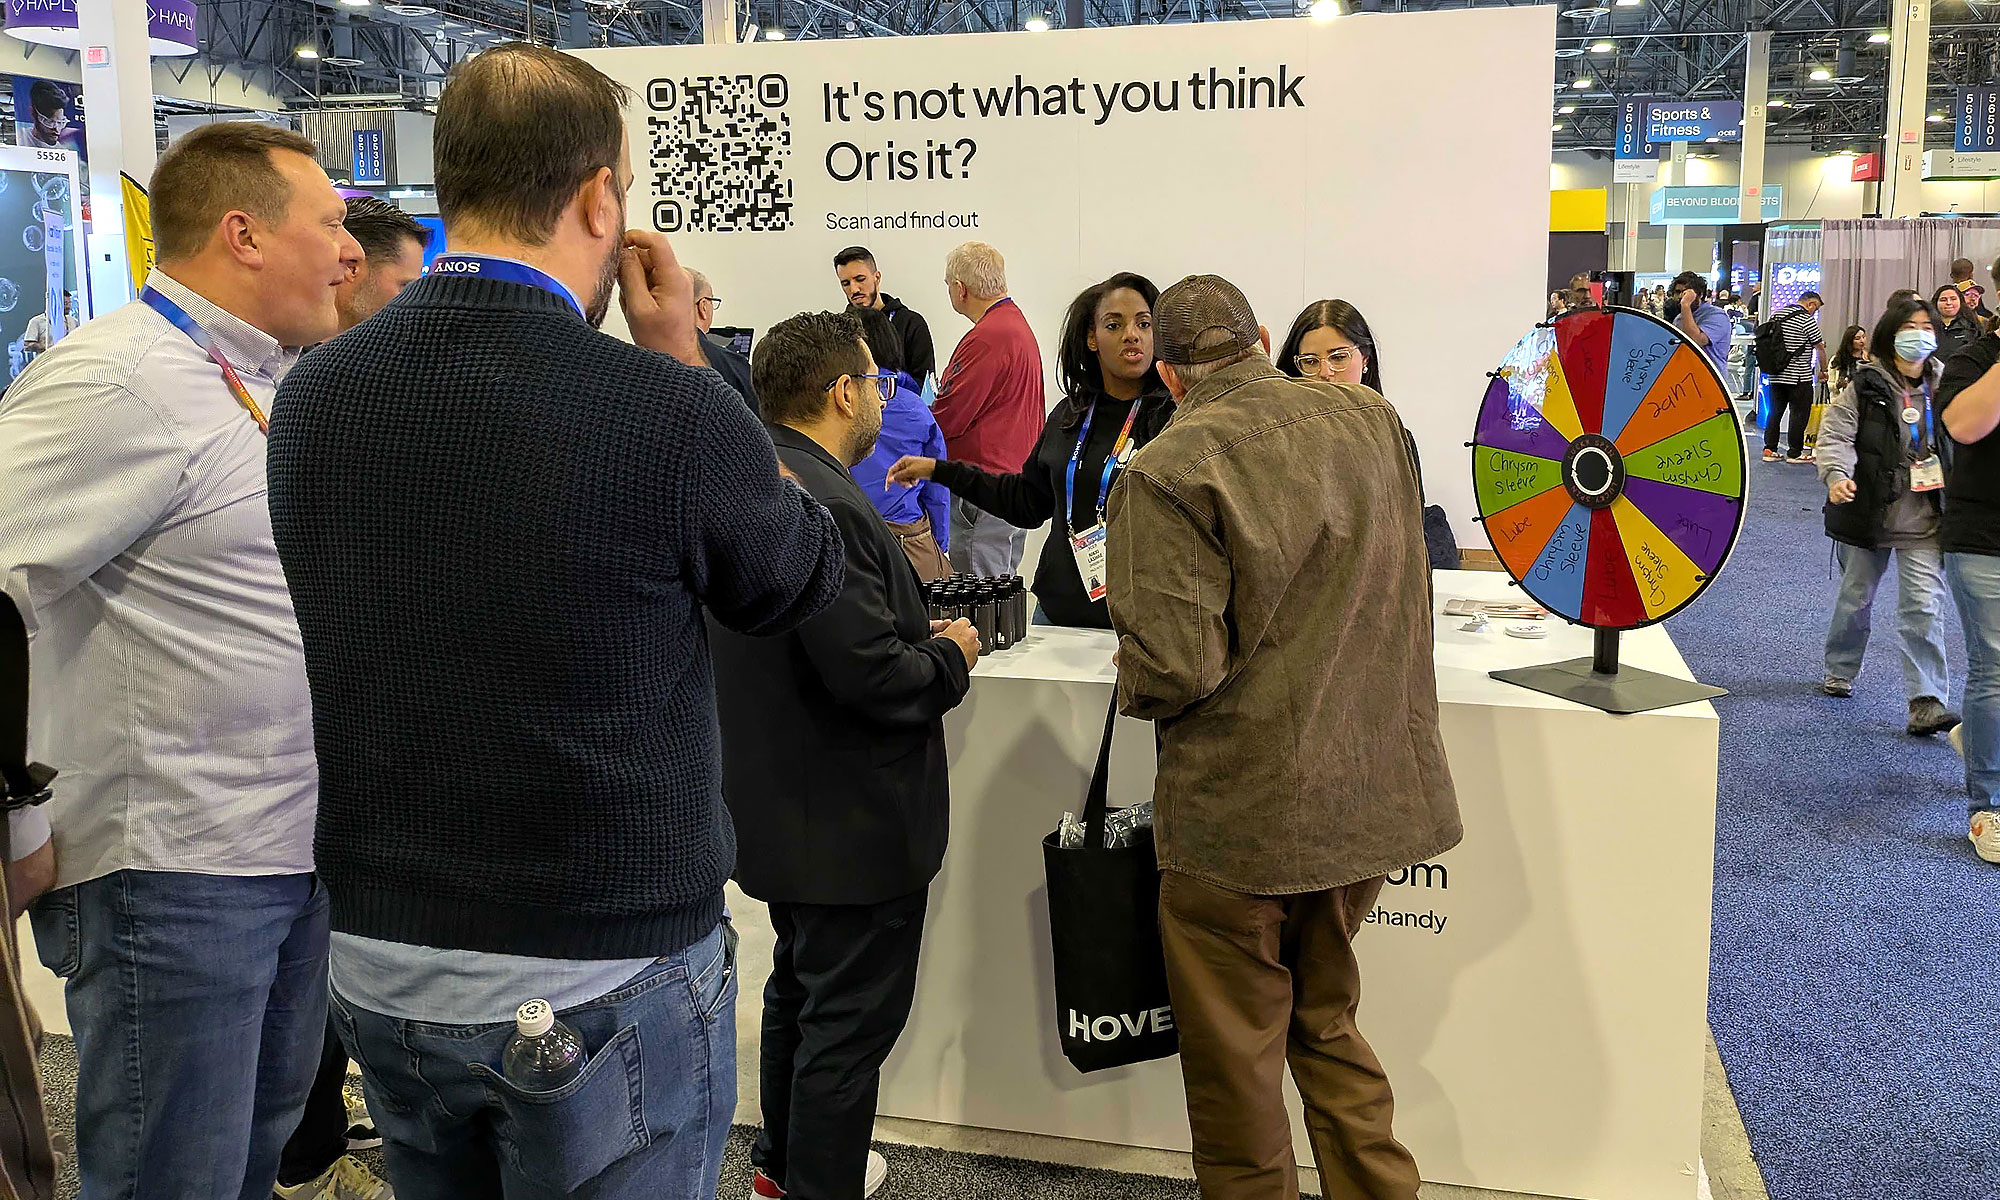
top-left (878, 569), bottom-right (1719, 1200)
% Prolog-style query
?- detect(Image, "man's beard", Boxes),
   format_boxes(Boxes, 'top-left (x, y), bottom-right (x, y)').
top-left (586, 195), bottom-right (628, 329)
top-left (845, 405), bottom-right (884, 467)
top-left (587, 240), bottom-right (619, 329)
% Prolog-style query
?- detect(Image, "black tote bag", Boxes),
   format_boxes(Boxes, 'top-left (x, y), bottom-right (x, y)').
top-left (1041, 695), bottom-right (1178, 1073)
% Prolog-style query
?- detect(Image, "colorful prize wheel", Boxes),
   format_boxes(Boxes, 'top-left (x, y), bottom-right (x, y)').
top-left (1472, 306), bottom-right (1746, 632)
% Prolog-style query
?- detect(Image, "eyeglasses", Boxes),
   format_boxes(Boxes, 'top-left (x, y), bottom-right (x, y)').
top-left (1294, 348), bottom-right (1363, 376)
top-left (699, 295), bottom-right (721, 311)
top-left (826, 371), bottom-right (898, 402)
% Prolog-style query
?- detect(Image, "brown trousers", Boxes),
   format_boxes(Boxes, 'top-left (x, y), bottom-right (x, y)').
top-left (1158, 870), bottom-right (1419, 1200)
top-left (886, 516), bottom-right (952, 583)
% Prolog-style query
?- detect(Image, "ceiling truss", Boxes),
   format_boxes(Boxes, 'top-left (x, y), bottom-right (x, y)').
top-left (173, 0), bottom-right (2000, 154)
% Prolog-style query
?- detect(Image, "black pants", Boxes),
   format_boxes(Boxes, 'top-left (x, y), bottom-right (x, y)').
top-left (276, 1013), bottom-right (350, 1186)
top-left (754, 888), bottom-right (929, 1200)
top-left (1764, 380), bottom-right (1815, 458)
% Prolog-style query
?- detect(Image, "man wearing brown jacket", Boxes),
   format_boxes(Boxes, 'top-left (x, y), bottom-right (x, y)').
top-left (1105, 275), bottom-right (1462, 1200)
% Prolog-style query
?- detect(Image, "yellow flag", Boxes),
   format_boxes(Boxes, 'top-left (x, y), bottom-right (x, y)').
top-left (120, 172), bottom-right (153, 298)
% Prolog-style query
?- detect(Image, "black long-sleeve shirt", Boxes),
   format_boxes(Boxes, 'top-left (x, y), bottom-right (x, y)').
top-left (933, 384), bottom-right (1174, 627)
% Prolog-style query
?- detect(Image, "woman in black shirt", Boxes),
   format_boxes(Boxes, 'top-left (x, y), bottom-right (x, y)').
top-left (886, 272), bottom-right (1173, 628)
top-left (1936, 284), bottom-right (1985, 363)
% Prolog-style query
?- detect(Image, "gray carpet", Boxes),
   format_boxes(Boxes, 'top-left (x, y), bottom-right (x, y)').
top-left (34, 1033), bottom-right (1245, 1199)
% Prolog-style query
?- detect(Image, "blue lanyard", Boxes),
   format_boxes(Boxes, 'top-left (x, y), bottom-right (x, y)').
top-left (1063, 398), bottom-right (1145, 534)
top-left (1905, 380), bottom-right (1932, 452)
top-left (140, 286), bottom-right (268, 432)
top-left (428, 253), bottom-right (584, 320)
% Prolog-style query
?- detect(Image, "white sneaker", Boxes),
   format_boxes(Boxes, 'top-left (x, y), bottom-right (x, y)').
top-left (864, 1150), bottom-right (889, 1198)
top-left (1952, 724), bottom-right (1965, 757)
top-left (1971, 811), bottom-right (2000, 864)
top-left (273, 1155), bottom-right (394, 1200)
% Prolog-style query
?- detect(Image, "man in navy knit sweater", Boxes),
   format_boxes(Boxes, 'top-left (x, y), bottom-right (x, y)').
top-left (267, 44), bottom-right (844, 1199)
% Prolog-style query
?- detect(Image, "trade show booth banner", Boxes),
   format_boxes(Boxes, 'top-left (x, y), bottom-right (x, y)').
top-left (579, 7), bottom-right (1552, 544)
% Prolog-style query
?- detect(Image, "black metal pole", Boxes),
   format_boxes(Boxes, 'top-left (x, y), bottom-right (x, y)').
top-left (1593, 627), bottom-right (1620, 676)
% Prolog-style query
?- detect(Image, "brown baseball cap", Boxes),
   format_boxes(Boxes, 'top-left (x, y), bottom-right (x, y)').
top-left (1154, 274), bottom-right (1261, 366)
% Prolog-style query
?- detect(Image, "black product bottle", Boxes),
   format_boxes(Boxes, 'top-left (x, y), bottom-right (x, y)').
top-left (972, 583), bottom-right (998, 653)
top-left (1006, 576), bottom-right (1027, 645)
top-left (990, 580), bottom-right (1013, 652)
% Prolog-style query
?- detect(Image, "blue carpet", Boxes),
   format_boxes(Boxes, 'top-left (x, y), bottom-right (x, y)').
top-left (1667, 435), bottom-right (2000, 1199)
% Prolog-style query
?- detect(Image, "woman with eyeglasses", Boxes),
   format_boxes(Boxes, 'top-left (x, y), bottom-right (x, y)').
top-left (1276, 299), bottom-right (1405, 461)
top-left (1277, 299), bottom-right (1455, 566)
top-left (886, 272), bottom-right (1173, 627)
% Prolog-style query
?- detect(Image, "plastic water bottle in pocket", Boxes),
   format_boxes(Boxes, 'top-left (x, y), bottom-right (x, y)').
top-left (500, 999), bottom-right (586, 1091)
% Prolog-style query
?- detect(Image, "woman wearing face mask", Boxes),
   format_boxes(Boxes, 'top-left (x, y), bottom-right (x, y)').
top-left (886, 272), bottom-right (1172, 628)
top-left (1935, 283), bottom-right (1985, 362)
top-left (1817, 296), bottom-right (1960, 735)
top-left (1277, 299), bottom-right (1457, 567)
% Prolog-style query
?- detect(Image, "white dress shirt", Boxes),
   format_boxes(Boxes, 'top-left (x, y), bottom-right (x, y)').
top-left (0, 272), bottom-right (317, 888)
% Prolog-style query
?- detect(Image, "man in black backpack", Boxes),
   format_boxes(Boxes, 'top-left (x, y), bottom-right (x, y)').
top-left (1759, 291), bottom-right (1825, 463)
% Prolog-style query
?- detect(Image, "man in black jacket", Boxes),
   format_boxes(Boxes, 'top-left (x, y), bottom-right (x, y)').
top-left (835, 246), bottom-right (937, 383)
top-left (711, 310), bottom-right (979, 1200)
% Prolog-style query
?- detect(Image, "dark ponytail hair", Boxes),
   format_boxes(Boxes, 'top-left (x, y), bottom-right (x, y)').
top-left (1277, 299), bottom-right (1384, 394)
top-left (1057, 272), bottom-right (1162, 402)
top-left (852, 304), bottom-right (906, 376)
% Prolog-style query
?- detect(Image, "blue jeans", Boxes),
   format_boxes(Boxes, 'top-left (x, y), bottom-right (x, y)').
top-left (949, 497), bottom-right (1027, 579)
top-left (1949, 552), bottom-right (2000, 815)
top-left (29, 870), bottom-right (329, 1200)
top-left (1823, 542), bottom-right (1951, 703)
top-left (330, 921), bottom-right (738, 1200)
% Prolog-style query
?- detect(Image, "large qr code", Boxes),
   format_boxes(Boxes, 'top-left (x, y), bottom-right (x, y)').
top-left (647, 74), bottom-right (793, 234)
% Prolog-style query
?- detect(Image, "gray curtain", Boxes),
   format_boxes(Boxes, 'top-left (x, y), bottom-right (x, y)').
top-left (1821, 218), bottom-right (2000, 342)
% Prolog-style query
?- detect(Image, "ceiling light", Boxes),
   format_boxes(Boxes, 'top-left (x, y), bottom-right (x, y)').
top-left (1572, 76), bottom-right (1592, 89)
top-left (1552, 122), bottom-right (1564, 132)
top-left (1590, 40), bottom-right (1614, 52)
top-left (1614, 0), bottom-right (1642, 7)
top-left (1560, 5), bottom-right (1610, 16)
top-left (383, 3), bottom-right (437, 13)
top-left (1554, 46), bottom-right (1587, 58)
top-left (764, 26), bottom-right (786, 38)
top-left (1810, 67), bottom-right (1832, 81)
top-left (340, 0), bottom-right (371, 6)
top-left (1558, 104), bottom-right (1576, 114)
top-left (1024, 14), bottom-right (1050, 29)
top-left (1837, 148), bottom-right (1859, 157)
top-left (296, 44), bottom-right (320, 58)
top-left (1930, 113), bottom-right (1950, 123)
top-left (323, 55), bottom-right (365, 66)
top-left (1309, 0), bottom-right (1343, 18)
top-left (1867, 31), bottom-right (1889, 43)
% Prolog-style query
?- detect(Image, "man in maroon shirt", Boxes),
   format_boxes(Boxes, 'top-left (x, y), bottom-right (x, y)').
top-left (933, 241), bottom-right (1046, 576)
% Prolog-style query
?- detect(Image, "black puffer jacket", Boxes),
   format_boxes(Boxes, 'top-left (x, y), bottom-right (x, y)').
top-left (1823, 360), bottom-right (1944, 550)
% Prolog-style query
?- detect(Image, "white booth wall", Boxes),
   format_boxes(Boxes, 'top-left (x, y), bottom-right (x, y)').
top-left (580, 7), bottom-right (1554, 548)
